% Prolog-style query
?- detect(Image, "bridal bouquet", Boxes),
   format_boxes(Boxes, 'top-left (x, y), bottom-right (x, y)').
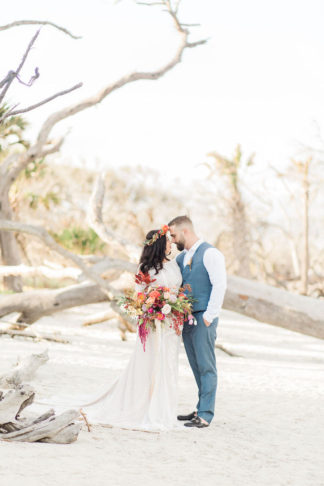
top-left (119, 272), bottom-right (195, 351)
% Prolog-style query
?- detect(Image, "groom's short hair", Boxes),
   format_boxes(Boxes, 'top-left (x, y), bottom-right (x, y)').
top-left (168, 215), bottom-right (193, 228)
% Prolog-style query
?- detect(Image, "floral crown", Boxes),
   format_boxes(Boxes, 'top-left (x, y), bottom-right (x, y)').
top-left (143, 224), bottom-right (171, 246)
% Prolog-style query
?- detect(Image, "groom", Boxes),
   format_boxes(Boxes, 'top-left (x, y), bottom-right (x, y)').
top-left (168, 216), bottom-right (227, 428)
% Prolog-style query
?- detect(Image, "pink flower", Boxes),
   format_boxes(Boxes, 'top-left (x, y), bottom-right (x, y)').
top-left (188, 315), bottom-right (195, 325)
top-left (148, 308), bottom-right (154, 313)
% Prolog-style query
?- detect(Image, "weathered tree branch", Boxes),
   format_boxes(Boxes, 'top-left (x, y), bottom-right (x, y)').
top-left (0, 83), bottom-right (83, 123)
top-left (87, 173), bottom-right (139, 256)
top-left (0, 353), bottom-right (80, 443)
top-left (0, 219), bottom-right (117, 298)
top-left (0, 263), bottom-right (80, 280)
top-left (0, 29), bottom-right (40, 105)
top-left (0, 350), bottom-right (49, 388)
top-left (0, 20), bottom-right (81, 39)
top-left (0, 329), bottom-right (70, 344)
top-left (82, 306), bottom-right (136, 334)
top-left (0, 387), bottom-right (81, 443)
top-left (0, 246), bottom-right (136, 284)
top-left (215, 343), bottom-right (240, 357)
top-left (16, 67), bottom-right (40, 87)
top-left (1, 2), bottom-right (207, 185)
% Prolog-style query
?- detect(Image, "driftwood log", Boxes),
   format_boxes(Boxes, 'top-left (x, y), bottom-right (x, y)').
top-left (224, 276), bottom-right (324, 339)
top-left (1, 276), bottom-right (323, 338)
top-left (0, 349), bottom-right (49, 388)
top-left (0, 328), bottom-right (70, 343)
top-left (0, 264), bottom-right (81, 280)
top-left (0, 282), bottom-right (136, 333)
top-left (0, 387), bottom-right (80, 443)
top-left (0, 352), bottom-right (81, 443)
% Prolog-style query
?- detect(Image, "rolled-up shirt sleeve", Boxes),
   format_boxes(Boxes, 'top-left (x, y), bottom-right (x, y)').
top-left (203, 248), bottom-right (227, 322)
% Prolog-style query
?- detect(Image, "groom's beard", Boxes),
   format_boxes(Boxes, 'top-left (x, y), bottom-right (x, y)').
top-left (176, 242), bottom-right (185, 251)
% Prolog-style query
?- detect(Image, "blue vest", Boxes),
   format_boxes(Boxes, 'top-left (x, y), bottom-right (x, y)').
top-left (176, 242), bottom-right (213, 313)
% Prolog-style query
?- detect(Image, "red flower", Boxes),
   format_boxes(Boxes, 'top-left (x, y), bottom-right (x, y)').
top-left (135, 271), bottom-right (156, 285)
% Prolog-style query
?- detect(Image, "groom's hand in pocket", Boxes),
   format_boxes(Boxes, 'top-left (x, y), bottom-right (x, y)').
top-left (203, 318), bottom-right (211, 327)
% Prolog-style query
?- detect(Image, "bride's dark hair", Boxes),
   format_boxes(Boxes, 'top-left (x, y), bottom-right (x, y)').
top-left (139, 230), bottom-right (169, 275)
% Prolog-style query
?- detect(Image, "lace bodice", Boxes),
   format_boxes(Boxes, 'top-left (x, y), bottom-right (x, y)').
top-left (135, 259), bottom-right (182, 293)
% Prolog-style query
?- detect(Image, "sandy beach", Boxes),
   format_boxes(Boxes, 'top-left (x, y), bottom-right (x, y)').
top-left (0, 305), bottom-right (323, 486)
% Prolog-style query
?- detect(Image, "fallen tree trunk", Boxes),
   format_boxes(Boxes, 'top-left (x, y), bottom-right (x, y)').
top-left (224, 276), bottom-right (324, 339)
top-left (0, 264), bottom-right (81, 280)
top-left (0, 276), bottom-right (323, 338)
top-left (0, 258), bottom-right (136, 281)
top-left (0, 282), bottom-right (107, 323)
top-left (0, 282), bottom-right (136, 332)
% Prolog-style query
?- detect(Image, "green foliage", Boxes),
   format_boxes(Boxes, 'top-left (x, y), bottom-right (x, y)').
top-left (206, 144), bottom-right (255, 190)
top-left (24, 158), bottom-right (46, 178)
top-left (51, 227), bottom-right (105, 254)
top-left (25, 190), bottom-right (60, 210)
top-left (0, 289), bottom-right (15, 294)
top-left (0, 104), bottom-right (29, 157)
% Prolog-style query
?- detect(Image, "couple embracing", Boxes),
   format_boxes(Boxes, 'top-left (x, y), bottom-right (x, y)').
top-left (84, 216), bottom-right (227, 431)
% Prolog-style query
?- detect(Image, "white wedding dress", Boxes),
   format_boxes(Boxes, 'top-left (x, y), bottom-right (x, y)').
top-left (83, 258), bottom-right (183, 431)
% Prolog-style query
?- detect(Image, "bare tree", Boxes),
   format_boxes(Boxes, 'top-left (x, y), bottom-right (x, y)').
top-left (0, 0), bottom-right (206, 291)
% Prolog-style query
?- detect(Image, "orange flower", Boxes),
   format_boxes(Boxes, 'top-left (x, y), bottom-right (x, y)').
top-left (149, 290), bottom-right (161, 299)
top-left (137, 292), bottom-right (146, 301)
top-left (162, 224), bottom-right (169, 234)
top-left (179, 293), bottom-right (186, 298)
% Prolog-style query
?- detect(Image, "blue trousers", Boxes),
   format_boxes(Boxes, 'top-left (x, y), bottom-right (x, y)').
top-left (182, 312), bottom-right (218, 423)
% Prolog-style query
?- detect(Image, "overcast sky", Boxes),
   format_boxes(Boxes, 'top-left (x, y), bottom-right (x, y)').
top-left (2, 0), bottom-right (324, 181)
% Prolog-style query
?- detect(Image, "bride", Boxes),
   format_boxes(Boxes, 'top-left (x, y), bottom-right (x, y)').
top-left (83, 225), bottom-right (183, 431)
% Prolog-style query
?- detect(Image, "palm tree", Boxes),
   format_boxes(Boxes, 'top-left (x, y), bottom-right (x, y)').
top-left (206, 144), bottom-right (254, 278)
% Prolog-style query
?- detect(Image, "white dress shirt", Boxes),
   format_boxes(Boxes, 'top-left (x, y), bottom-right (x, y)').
top-left (183, 239), bottom-right (227, 322)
